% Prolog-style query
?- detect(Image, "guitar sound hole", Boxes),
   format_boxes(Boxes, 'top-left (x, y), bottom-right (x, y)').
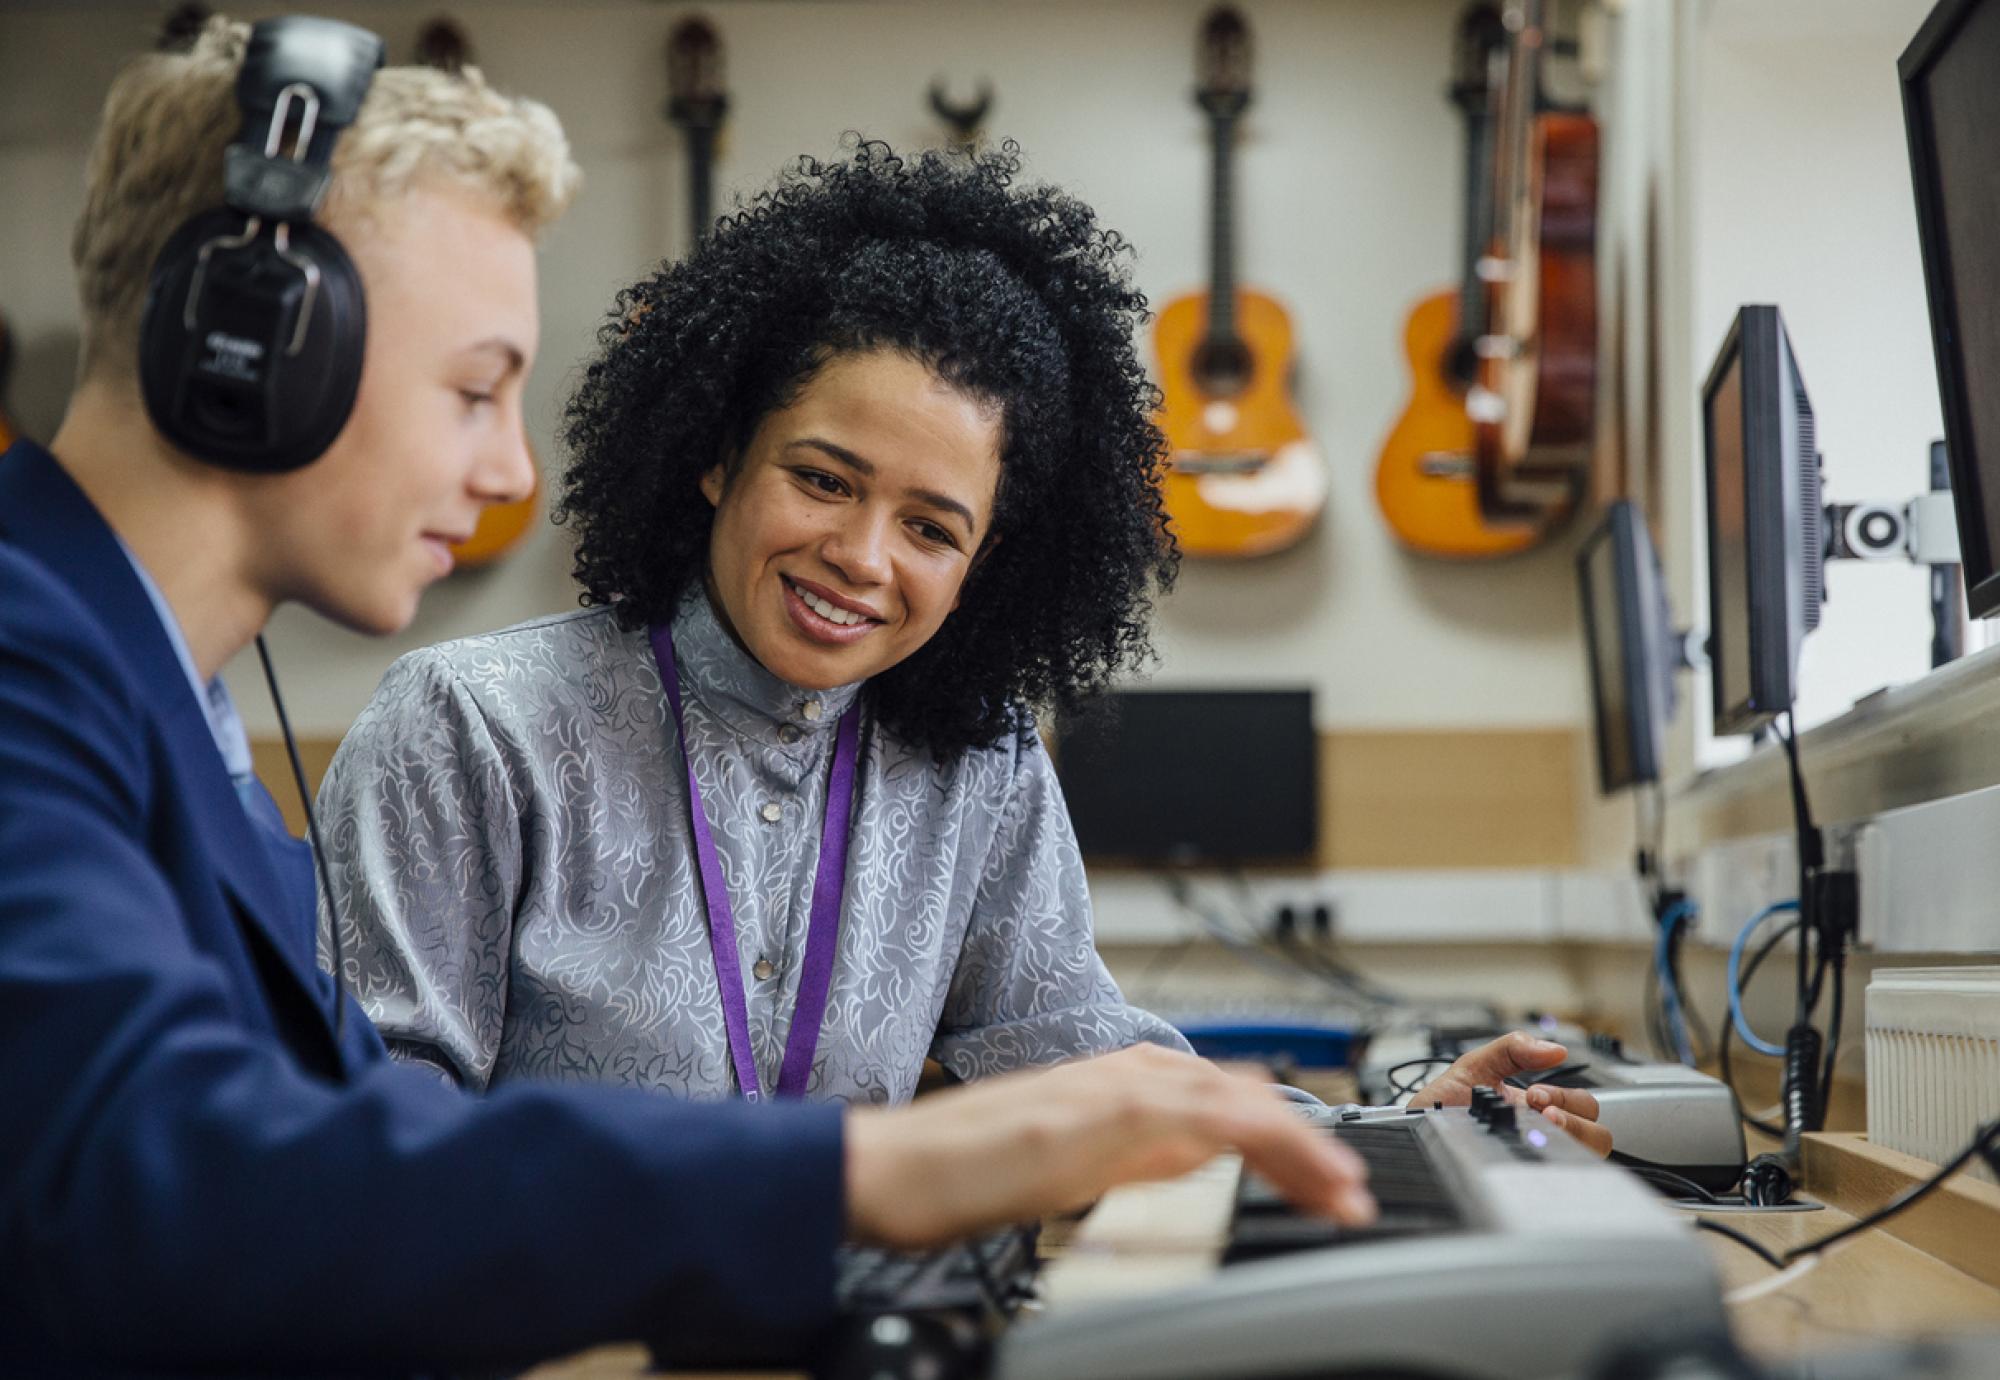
top-left (1442, 334), bottom-right (1480, 393)
top-left (1192, 336), bottom-right (1254, 397)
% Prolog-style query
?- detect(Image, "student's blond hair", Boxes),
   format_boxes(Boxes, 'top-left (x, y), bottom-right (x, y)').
top-left (71, 16), bottom-right (581, 381)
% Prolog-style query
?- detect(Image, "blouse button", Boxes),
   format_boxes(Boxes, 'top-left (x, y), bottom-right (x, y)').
top-left (759, 801), bottom-right (782, 823)
top-left (778, 724), bottom-right (802, 746)
top-left (752, 958), bottom-right (776, 981)
top-left (801, 699), bottom-right (824, 722)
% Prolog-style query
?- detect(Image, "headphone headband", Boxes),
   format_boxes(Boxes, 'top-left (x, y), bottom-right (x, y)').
top-left (225, 18), bottom-right (382, 223)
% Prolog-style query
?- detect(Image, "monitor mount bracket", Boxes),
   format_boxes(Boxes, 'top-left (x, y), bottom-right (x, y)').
top-left (1819, 440), bottom-right (1963, 667)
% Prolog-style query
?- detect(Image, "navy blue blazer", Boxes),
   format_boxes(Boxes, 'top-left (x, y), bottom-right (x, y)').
top-left (0, 441), bottom-right (844, 1376)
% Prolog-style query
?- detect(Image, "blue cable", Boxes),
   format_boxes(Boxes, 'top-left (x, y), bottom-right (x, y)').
top-left (1729, 901), bottom-right (1800, 1057)
top-left (1655, 898), bottom-right (1698, 1065)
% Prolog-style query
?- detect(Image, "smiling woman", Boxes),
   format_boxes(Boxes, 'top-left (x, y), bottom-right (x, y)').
top-left (312, 139), bottom-right (1189, 1105)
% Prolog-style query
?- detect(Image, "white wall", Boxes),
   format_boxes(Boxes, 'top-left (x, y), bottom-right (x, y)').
top-left (0, 0), bottom-right (1589, 738)
top-left (1685, 0), bottom-right (1951, 764)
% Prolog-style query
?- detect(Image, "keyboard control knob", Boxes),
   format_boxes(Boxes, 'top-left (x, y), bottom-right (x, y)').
top-left (1487, 1105), bottom-right (1517, 1134)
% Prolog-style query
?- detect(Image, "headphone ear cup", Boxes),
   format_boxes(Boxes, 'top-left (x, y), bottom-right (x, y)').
top-left (139, 209), bottom-right (367, 474)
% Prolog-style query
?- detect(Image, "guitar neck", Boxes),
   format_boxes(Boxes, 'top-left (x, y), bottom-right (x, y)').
top-left (1457, 106), bottom-right (1495, 336)
top-left (1494, 0), bottom-right (1544, 265)
top-left (1206, 111), bottom-right (1239, 343)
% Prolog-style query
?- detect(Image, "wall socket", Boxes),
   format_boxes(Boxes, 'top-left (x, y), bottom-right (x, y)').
top-left (1272, 901), bottom-right (1337, 939)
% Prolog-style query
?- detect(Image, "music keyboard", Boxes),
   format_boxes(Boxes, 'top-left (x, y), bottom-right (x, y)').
top-left (995, 1103), bottom-right (1725, 1380)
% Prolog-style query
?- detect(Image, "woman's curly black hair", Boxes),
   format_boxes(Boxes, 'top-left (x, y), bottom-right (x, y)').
top-left (556, 137), bottom-right (1178, 760)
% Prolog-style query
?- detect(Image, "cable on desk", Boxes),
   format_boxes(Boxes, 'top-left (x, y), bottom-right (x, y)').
top-left (1692, 1218), bottom-right (1784, 1271)
top-left (1385, 1056), bottom-right (1457, 1100)
top-left (1723, 1253), bottom-right (1823, 1306)
top-left (1622, 1161), bottom-right (1721, 1205)
top-left (1780, 1116), bottom-right (2000, 1264)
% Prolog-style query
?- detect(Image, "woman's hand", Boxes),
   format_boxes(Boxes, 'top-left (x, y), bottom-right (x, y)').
top-left (1404, 1031), bottom-right (1613, 1157)
top-left (844, 1044), bottom-right (1377, 1249)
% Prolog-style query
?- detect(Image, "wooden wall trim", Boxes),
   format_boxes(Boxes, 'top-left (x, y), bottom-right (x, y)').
top-left (258, 727), bottom-right (1586, 870)
top-left (1319, 728), bottom-right (1581, 869)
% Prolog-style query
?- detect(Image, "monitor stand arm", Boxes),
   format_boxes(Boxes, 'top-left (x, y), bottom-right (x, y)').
top-left (1822, 440), bottom-right (1963, 668)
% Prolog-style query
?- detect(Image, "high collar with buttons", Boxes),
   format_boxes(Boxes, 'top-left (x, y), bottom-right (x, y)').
top-left (670, 585), bottom-right (864, 754)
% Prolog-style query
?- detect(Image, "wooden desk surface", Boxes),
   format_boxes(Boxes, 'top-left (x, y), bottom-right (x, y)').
top-left (1703, 1132), bottom-right (2000, 1360)
top-left (1693, 1198), bottom-right (2000, 1356)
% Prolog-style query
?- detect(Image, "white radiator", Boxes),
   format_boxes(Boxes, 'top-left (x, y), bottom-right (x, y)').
top-left (1865, 966), bottom-right (2000, 1185)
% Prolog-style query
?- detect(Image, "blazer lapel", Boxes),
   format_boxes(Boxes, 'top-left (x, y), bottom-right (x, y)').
top-left (0, 442), bottom-right (342, 1052)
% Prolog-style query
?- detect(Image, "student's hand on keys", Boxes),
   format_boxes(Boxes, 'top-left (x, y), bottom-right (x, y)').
top-left (1405, 1032), bottom-right (1614, 1157)
top-left (843, 1044), bottom-right (1378, 1249)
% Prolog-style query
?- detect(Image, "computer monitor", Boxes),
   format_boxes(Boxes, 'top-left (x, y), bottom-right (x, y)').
top-left (1577, 500), bottom-right (1677, 793)
top-left (1902, 0), bottom-right (2000, 616)
top-left (1701, 304), bottom-right (1824, 737)
top-left (1056, 689), bottom-right (1317, 866)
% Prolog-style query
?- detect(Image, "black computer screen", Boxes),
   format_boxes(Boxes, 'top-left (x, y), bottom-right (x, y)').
top-left (1702, 305), bottom-right (1821, 736)
top-left (1578, 501), bottom-right (1669, 793)
top-left (1583, 539), bottom-right (1636, 789)
top-left (1056, 690), bottom-right (1318, 866)
top-left (1903, 0), bottom-right (2000, 614)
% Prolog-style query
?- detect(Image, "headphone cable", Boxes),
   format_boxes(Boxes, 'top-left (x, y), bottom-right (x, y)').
top-left (255, 634), bottom-right (347, 1052)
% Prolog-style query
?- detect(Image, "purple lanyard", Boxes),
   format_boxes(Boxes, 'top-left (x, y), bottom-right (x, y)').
top-left (650, 625), bottom-right (859, 1102)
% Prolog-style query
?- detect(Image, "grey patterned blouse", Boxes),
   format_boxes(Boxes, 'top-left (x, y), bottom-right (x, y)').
top-left (315, 591), bottom-right (1185, 1105)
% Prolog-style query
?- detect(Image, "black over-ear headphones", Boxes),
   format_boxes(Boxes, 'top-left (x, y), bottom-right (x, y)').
top-left (139, 17), bottom-right (384, 473)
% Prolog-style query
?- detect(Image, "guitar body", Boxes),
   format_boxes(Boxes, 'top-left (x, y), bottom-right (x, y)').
top-left (1524, 112), bottom-right (1598, 453)
top-left (1154, 287), bottom-right (1326, 559)
top-left (1375, 290), bottom-right (1548, 558)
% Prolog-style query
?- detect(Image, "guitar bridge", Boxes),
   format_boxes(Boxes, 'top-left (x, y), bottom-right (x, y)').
top-left (1171, 450), bottom-right (1271, 476)
top-left (1418, 452), bottom-right (1476, 479)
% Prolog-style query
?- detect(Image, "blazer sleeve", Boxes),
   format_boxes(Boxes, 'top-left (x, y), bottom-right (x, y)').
top-left (929, 732), bottom-right (1189, 1080)
top-left (316, 648), bottom-right (520, 1090)
top-left (0, 554), bottom-right (843, 1373)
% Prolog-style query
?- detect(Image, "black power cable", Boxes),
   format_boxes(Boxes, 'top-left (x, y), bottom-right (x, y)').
top-left (1773, 710), bottom-right (1856, 1161)
top-left (1385, 1056), bottom-right (1457, 1101)
top-left (1623, 1161), bottom-right (1722, 1205)
top-left (1692, 1218), bottom-right (1785, 1270)
top-left (1781, 1117), bottom-right (2000, 1263)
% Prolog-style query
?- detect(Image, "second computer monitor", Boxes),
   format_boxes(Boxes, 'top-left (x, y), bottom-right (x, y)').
top-left (1702, 304), bottom-right (1824, 737)
top-left (1902, 0), bottom-right (2000, 615)
top-left (1578, 500), bottom-right (1676, 793)
top-left (1056, 689), bottom-right (1318, 867)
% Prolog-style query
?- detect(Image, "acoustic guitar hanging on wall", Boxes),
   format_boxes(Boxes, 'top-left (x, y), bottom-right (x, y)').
top-left (416, 16), bottom-right (541, 569)
top-left (1374, 2), bottom-right (1564, 559)
top-left (1153, 6), bottom-right (1327, 560)
top-left (1469, 0), bottom-right (1599, 524)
